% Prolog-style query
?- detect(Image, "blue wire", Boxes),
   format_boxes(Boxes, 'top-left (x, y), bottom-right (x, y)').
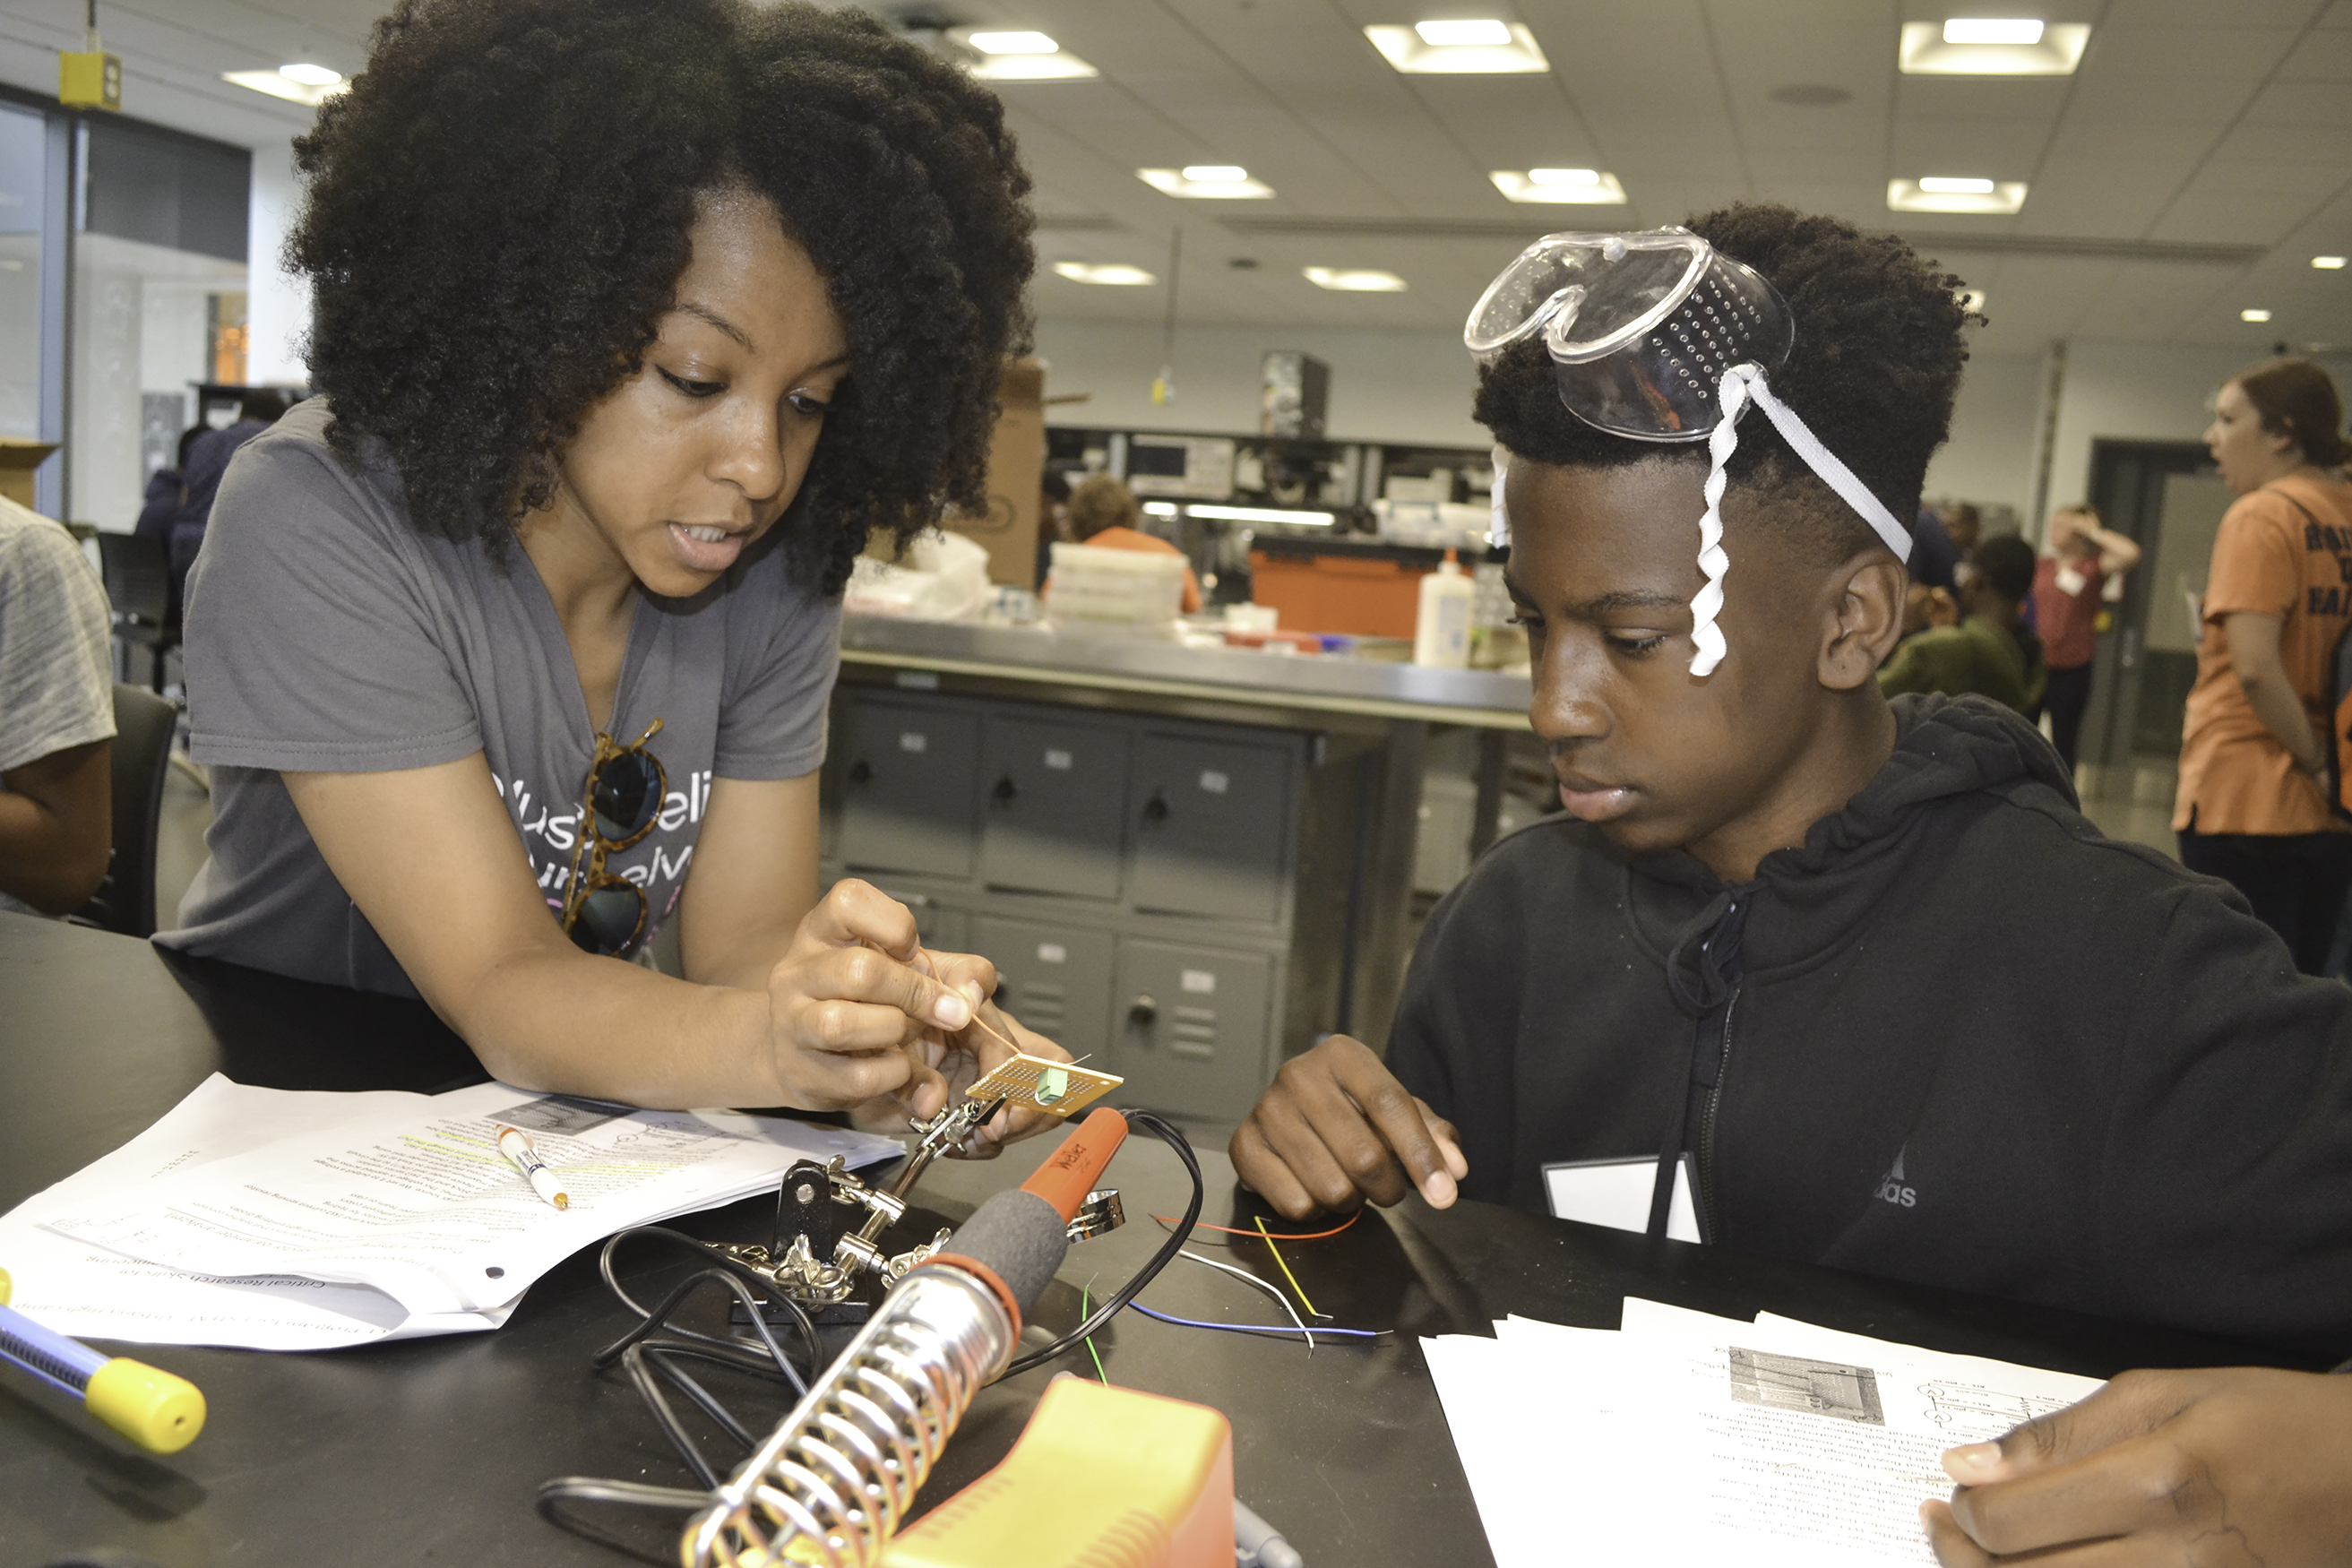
top-left (1125, 1302), bottom-right (1390, 1340)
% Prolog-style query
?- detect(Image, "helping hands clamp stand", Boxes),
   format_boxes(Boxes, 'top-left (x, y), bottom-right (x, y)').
top-left (723, 1095), bottom-right (1126, 1319)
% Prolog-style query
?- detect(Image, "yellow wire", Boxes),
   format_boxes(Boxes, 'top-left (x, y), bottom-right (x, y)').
top-left (1254, 1215), bottom-right (1320, 1319)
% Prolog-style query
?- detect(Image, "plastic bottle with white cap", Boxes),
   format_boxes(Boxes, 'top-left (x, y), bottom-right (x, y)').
top-left (1413, 547), bottom-right (1475, 668)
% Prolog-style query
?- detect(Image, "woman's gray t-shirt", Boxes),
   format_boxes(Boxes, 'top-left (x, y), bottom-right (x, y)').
top-left (159, 400), bottom-right (841, 995)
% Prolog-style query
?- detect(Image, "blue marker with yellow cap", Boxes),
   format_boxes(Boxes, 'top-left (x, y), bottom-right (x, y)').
top-left (0, 1265), bottom-right (206, 1453)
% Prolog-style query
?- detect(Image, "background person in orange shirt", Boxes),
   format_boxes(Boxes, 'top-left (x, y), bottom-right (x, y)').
top-left (1065, 472), bottom-right (1202, 613)
top-left (2173, 358), bottom-right (2352, 974)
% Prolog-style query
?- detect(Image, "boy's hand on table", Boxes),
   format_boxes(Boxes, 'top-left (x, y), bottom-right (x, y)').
top-left (1920, 1366), bottom-right (2352, 1566)
top-left (1228, 1036), bottom-right (1468, 1219)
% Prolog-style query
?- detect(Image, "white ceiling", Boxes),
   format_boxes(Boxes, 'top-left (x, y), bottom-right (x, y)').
top-left (0, 0), bottom-right (2343, 354)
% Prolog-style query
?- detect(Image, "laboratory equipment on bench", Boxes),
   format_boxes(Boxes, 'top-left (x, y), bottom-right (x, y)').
top-left (1412, 548), bottom-right (1474, 668)
top-left (0, 1266), bottom-right (205, 1454)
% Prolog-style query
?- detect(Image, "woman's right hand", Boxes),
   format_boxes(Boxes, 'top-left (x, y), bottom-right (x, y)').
top-left (761, 878), bottom-right (977, 1111)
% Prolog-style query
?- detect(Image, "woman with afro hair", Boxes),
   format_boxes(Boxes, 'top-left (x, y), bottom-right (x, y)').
top-left (160, 0), bottom-right (1071, 1136)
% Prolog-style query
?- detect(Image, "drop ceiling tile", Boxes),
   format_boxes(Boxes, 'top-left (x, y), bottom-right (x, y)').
top-left (2099, 0), bottom-right (2328, 23)
top-left (2276, 27), bottom-right (2352, 78)
top-left (1890, 118), bottom-right (2063, 174)
top-left (2060, 72), bottom-right (2262, 123)
top-left (1893, 79), bottom-right (2077, 121)
top-left (2038, 119), bottom-right (2227, 168)
top-left (2211, 122), bottom-right (2352, 166)
top-left (2147, 186), bottom-right (2329, 245)
top-left (2082, 26), bottom-right (2302, 78)
top-left (2244, 81), bottom-right (2352, 125)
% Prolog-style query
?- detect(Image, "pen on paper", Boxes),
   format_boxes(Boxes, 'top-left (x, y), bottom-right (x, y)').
top-left (495, 1126), bottom-right (570, 1210)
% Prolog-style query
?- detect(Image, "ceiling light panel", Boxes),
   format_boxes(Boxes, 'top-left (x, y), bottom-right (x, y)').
top-left (2314, 256), bottom-right (2348, 270)
top-left (1138, 168), bottom-right (1275, 200)
top-left (947, 27), bottom-right (1098, 80)
top-left (1305, 266), bottom-right (1409, 292)
top-left (1887, 177), bottom-right (2028, 214)
top-left (221, 67), bottom-right (346, 106)
top-left (1053, 262), bottom-right (1157, 286)
top-left (1900, 22), bottom-right (2090, 75)
top-left (967, 30), bottom-right (1057, 54)
top-left (2241, 308), bottom-right (2272, 323)
top-left (1415, 19), bottom-right (1512, 47)
top-left (1364, 22), bottom-right (1549, 73)
top-left (1942, 19), bottom-right (2042, 45)
top-left (1490, 169), bottom-right (1628, 204)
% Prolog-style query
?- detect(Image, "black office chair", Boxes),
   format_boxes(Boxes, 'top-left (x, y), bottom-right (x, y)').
top-left (71, 684), bottom-right (179, 938)
top-left (94, 532), bottom-right (177, 694)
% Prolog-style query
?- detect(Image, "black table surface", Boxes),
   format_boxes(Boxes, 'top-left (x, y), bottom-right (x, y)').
top-left (0, 913), bottom-right (2307, 1566)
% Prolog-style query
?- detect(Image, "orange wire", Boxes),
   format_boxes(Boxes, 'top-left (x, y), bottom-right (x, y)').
top-left (1150, 1211), bottom-right (1362, 1242)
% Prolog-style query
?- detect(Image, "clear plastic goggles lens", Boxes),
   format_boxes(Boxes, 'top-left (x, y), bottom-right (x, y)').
top-left (1463, 229), bottom-right (1707, 357)
top-left (1462, 228), bottom-right (1794, 442)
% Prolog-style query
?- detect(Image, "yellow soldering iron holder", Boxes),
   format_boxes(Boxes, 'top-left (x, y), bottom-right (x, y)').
top-left (882, 1377), bottom-right (1234, 1568)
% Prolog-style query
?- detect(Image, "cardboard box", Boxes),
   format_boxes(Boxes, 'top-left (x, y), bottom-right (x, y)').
top-left (942, 357), bottom-right (1047, 590)
top-left (0, 441), bottom-right (58, 513)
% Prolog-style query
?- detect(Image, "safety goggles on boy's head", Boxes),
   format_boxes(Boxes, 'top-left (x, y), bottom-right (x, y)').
top-left (1468, 227), bottom-right (1913, 676)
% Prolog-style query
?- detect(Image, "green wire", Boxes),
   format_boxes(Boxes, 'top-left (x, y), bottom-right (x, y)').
top-left (1080, 1284), bottom-right (1108, 1382)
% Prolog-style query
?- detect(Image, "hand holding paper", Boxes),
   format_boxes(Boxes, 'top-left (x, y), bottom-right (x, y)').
top-left (1923, 1366), bottom-right (2352, 1567)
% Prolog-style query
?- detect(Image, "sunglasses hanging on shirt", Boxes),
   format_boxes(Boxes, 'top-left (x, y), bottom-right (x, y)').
top-left (560, 718), bottom-right (667, 958)
top-left (1465, 227), bottom-right (1913, 676)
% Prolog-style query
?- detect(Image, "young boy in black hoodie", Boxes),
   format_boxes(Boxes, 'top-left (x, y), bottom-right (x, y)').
top-left (1231, 204), bottom-right (2352, 1348)
top-left (1231, 202), bottom-right (2352, 1562)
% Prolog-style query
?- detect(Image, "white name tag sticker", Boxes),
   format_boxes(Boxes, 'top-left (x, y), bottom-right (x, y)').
top-left (1179, 969), bottom-right (1216, 994)
top-left (898, 731), bottom-right (927, 754)
top-left (1542, 1154), bottom-right (1700, 1244)
top-left (1036, 943), bottom-right (1066, 964)
top-left (1044, 748), bottom-right (1073, 771)
top-left (1198, 770), bottom-right (1230, 795)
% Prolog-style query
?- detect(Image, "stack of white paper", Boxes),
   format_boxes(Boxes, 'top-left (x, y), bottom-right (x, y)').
top-left (1425, 1298), bottom-right (2101, 1567)
top-left (0, 1074), bottom-right (900, 1351)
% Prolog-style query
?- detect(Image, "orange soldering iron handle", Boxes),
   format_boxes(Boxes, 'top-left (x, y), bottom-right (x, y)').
top-left (1019, 1107), bottom-right (1129, 1223)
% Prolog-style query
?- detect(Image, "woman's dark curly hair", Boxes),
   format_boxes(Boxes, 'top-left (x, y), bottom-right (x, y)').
top-left (291, 0), bottom-right (1034, 595)
top-left (1476, 203), bottom-right (1977, 564)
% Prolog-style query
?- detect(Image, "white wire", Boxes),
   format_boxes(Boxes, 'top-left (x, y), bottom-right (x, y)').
top-left (1176, 1248), bottom-right (1314, 1354)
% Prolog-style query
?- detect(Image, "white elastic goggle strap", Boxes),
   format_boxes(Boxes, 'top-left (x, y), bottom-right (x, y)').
top-left (1488, 444), bottom-right (1511, 548)
top-left (1687, 364), bottom-right (1914, 678)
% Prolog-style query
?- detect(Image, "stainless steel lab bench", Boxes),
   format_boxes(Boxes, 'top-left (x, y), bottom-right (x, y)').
top-left (819, 616), bottom-right (1533, 1123)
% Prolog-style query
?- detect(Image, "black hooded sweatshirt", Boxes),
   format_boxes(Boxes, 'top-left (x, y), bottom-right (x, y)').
top-left (1388, 693), bottom-right (2352, 1348)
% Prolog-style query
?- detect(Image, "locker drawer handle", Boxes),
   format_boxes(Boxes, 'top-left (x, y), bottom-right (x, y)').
top-left (1142, 793), bottom-right (1170, 824)
top-left (1128, 995), bottom-right (1157, 1025)
top-left (847, 760), bottom-right (873, 785)
top-left (990, 775), bottom-right (1019, 806)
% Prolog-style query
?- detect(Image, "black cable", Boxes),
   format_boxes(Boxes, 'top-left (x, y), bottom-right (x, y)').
top-left (537, 1108), bottom-right (1204, 1554)
top-left (1001, 1109), bottom-right (1202, 1377)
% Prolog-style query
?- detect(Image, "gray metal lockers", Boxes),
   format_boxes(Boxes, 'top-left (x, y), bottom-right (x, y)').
top-left (822, 685), bottom-right (1343, 1124)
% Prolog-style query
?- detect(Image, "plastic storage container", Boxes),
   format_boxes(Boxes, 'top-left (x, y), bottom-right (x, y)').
top-left (1046, 543), bottom-right (1186, 638)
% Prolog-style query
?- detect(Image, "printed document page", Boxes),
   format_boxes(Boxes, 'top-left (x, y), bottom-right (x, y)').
top-left (22, 1074), bottom-right (900, 1338)
top-left (0, 1076), bottom-right (511, 1349)
top-left (1425, 1298), bottom-right (2100, 1568)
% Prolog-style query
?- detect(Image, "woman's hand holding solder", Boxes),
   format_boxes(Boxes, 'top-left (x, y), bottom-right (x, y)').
top-left (1229, 1035), bottom-right (1468, 1218)
top-left (762, 878), bottom-right (1070, 1148)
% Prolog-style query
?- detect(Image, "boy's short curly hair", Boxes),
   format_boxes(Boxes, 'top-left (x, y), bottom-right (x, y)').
top-left (1475, 203), bottom-right (1976, 566)
top-left (291, 0), bottom-right (1035, 595)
